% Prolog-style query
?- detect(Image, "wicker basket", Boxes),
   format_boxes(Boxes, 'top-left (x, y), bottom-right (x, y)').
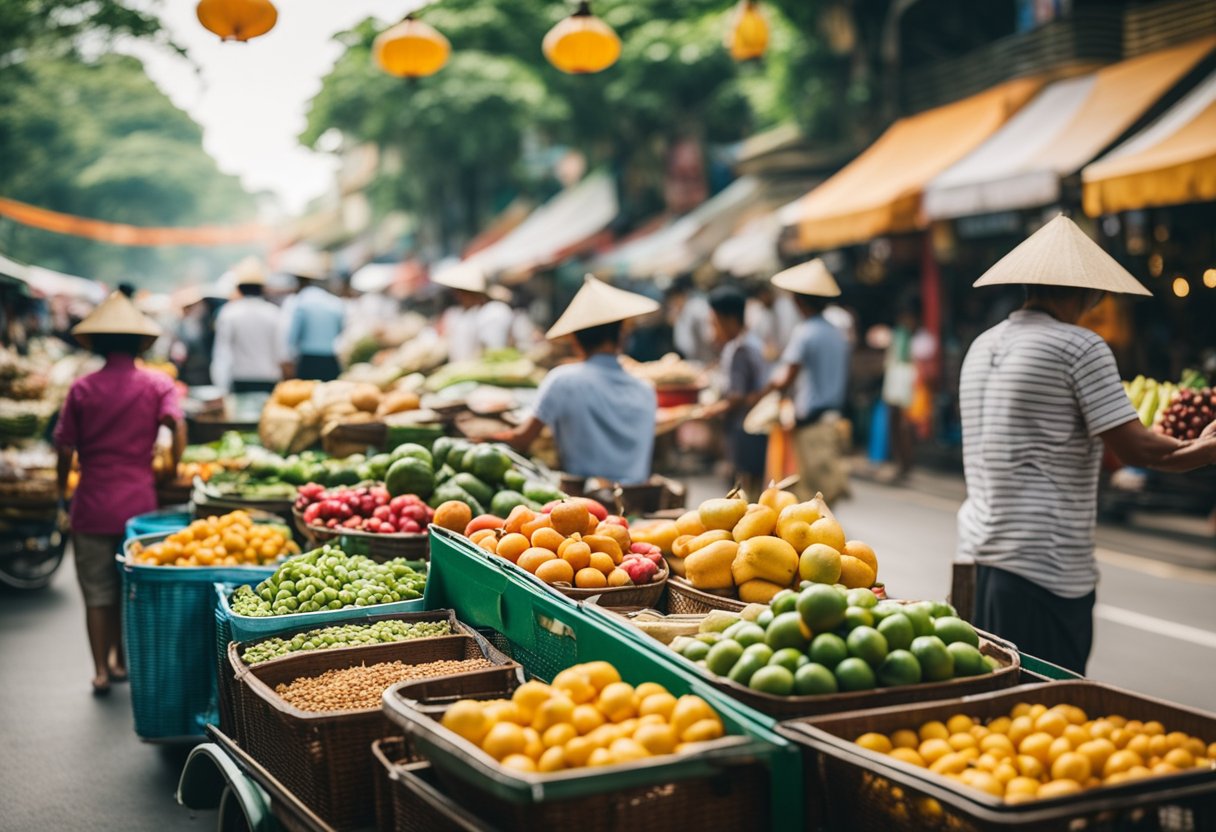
top-left (290, 506), bottom-right (429, 562)
top-left (664, 575), bottom-right (747, 615)
top-left (379, 758), bottom-right (494, 832)
top-left (553, 560), bottom-right (669, 609)
top-left (371, 737), bottom-right (422, 832)
top-left (779, 680), bottom-right (1216, 832)
top-left (233, 634), bottom-right (517, 830)
top-left (384, 676), bottom-right (773, 832)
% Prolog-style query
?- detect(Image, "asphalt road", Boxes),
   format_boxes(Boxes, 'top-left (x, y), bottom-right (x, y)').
top-left (1, 478), bottom-right (1212, 830)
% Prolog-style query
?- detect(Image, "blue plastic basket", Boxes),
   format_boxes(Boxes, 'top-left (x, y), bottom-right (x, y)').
top-left (120, 536), bottom-right (277, 741)
top-left (215, 568), bottom-right (430, 645)
top-left (124, 508), bottom-right (191, 542)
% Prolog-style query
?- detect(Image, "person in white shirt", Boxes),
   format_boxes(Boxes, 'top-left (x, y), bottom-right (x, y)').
top-left (432, 262), bottom-right (514, 363)
top-left (210, 257), bottom-right (283, 393)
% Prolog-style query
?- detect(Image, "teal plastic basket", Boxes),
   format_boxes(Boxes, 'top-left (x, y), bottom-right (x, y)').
top-left (120, 538), bottom-right (277, 741)
top-left (124, 508), bottom-right (191, 541)
top-left (215, 561), bottom-right (430, 644)
top-left (421, 528), bottom-right (804, 832)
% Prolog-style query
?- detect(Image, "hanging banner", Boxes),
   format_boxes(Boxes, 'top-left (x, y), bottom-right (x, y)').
top-left (0, 196), bottom-right (268, 246)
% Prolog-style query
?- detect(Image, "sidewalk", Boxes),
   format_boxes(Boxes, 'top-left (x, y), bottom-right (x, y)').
top-left (849, 456), bottom-right (1216, 571)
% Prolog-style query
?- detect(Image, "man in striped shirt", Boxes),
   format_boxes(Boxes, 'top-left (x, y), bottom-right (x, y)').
top-left (959, 216), bottom-right (1215, 673)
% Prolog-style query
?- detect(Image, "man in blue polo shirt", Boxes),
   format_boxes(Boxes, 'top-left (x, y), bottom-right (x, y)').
top-left (763, 259), bottom-right (851, 502)
top-left (500, 276), bottom-right (659, 484)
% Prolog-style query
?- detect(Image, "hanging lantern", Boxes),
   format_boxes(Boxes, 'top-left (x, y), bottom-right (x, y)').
top-left (196, 0), bottom-right (278, 43)
top-left (544, 1), bottom-right (621, 75)
top-left (373, 15), bottom-right (450, 78)
top-left (726, 0), bottom-right (769, 62)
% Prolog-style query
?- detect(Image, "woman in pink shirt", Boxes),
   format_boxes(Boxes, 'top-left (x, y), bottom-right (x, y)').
top-left (54, 293), bottom-right (184, 695)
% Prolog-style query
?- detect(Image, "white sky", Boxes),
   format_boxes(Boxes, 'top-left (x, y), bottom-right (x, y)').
top-left (123, 1), bottom-right (425, 215)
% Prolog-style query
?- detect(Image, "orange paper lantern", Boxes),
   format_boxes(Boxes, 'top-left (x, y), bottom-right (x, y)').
top-left (543, 1), bottom-right (621, 75)
top-left (373, 16), bottom-right (451, 78)
top-left (727, 0), bottom-right (769, 62)
top-left (196, 0), bottom-right (278, 43)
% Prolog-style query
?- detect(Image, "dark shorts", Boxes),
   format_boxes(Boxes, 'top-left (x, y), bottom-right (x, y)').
top-left (296, 354), bottom-right (341, 382)
top-left (974, 565), bottom-right (1095, 675)
top-left (231, 379), bottom-right (277, 394)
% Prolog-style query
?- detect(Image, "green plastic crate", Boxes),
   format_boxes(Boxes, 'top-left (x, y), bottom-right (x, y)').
top-left (424, 528), bottom-right (803, 832)
top-left (119, 542), bottom-right (277, 741)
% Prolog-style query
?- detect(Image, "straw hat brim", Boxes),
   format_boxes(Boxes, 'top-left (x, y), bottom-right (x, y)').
top-left (72, 291), bottom-right (161, 350)
top-left (233, 256), bottom-right (267, 286)
top-left (973, 214), bottom-right (1151, 296)
top-left (433, 262), bottom-right (488, 294)
top-left (546, 275), bottom-right (661, 340)
top-left (771, 259), bottom-right (842, 298)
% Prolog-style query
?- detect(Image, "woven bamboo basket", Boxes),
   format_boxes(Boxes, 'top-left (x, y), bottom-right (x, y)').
top-left (291, 506), bottom-right (428, 562)
top-left (553, 560), bottom-right (669, 609)
top-left (664, 575), bottom-right (747, 615)
top-left (233, 633), bottom-right (517, 830)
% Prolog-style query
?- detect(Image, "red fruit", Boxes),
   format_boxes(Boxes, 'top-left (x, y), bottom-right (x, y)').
top-left (342, 516), bottom-right (362, 529)
top-left (620, 556), bottom-right (659, 584)
top-left (578, 498), bottom-right (609, 521)
top-left (399, 519), bottom-right (421, 533)
top-left (325, 518), bottom-right (339, 528)
top-left (403, 504), bottom-right (427, 522)
top-left (389, 495), bottom-right (414, 513)
top-left (602, 514), bottom-right (629, 528)
top-left (464, 514), bottom-right (504, 535)
top-left (629, 542), bottom-right (663, 563)
top-left (373, 506), bottom-right (392, 521)
top-left (302, 504), bottom-right (322, 524)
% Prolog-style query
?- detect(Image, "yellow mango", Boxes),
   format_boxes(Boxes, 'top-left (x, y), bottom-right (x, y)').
top-left (672, 529), bottom-right (732, 558)
top-left (759, 486), bottom-right (798, 514)
top-left (732, 504), bottom-right (777, 541)
top-left (731, 536), bottom-right (798, 586)
top-left (675, 511), bottom-right (706, 537)
top-left (738, 579), bottom-right (785, 604)
top-left (699, 497), bottom-right (749, 531)
top-left (665, 554), bottom-right (685, 577)
top-left (629, 520), bottom-right (680, 555)
top-left (684, 540), bottom-right (738, 590)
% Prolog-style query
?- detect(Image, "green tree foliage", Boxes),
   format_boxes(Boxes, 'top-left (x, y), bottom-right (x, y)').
top-left (302, 0), bottom-right (812, 249)
top-left (0, 53), bottom-right (255, 288)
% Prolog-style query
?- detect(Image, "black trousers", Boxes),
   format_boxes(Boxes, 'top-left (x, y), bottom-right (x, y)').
top-left (974, 565), bottom-right (1095, 675)
top-left (230, 379), bottom-right (277, 394)
top-left (296, 354), bottom-right (341, 382)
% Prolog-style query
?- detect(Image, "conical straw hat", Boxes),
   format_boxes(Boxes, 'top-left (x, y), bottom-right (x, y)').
top-left (279, 248), bottom-right (328, 281)
top-left (72, 291), bottom-right (161, 350)
top-left (432, 261), bottom-right (488, 294)
top-left (546, 275), bottom-right (661, 340)
top-left (771, 258), bottom-right (841, 297)
top-left (232, 256), bottom-right (267, 286)
top-left (973, 214), bottom-right (1150, 296)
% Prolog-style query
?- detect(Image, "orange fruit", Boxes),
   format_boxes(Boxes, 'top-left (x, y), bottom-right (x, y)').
top-left (1103, 749), bottom-right (1143, 778)
top-left (517, 547), bottom-right (557, 574)
top-left (1034, 710), bottom-right (1068, 738)
top-left (560, 540), bottom-right (592, 571)
top-left (588, 551), bottom-right (615, 574)
top-left (477, 536), bottom-right (498, 553)
top-left (550, 501), bottom-right (591, 536)
top-left (1019, 732), bottom-right (1054, 766)
top-left (563, 736), bottom-right (595, 767)
top-left (530, 527), bottom-right (566, 552)
top-left (535, 558), bottom-right (575, 585)
top-left (889, 747), bottom-right (926, 767)
top-left (607, 568), bottom-right (632, 587)
top-left (1164, 748), bottom-right (1194, 769)
top-left (469, 529), bottom-right (495, 545)
top-left (584, 512), bottom-right (600, 536)
top-left (1051, 751), bottom-right (1092, 783)
top-left (496, 533), bottom-right (530, 563)
top-left (919, 721), bottom-right (949, 742)
top-left (575, 567), bottom-right (607, 588)
top-left (433, 501), bottom-right (473, 533)
top-left (1037, 779), bottom-right (1081, 799)
top-left (521, 514), bottom-right (553, 538)
top-left (918, 739), bottom-right (952, 765)
top-left (504, 505), bottom-right (536, 535)
top-left (1076, 739), bottom-right (1115, 773)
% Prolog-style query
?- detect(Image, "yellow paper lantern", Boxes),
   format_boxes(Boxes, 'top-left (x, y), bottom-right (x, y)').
top-left (544, 1), bottom-right (621, 75)
top-left (727, 0), bottom-right (769, 62)
top-left (373, 16), bottom-right (451, 79)
top-left (196, 0), bottom-right (278, 43)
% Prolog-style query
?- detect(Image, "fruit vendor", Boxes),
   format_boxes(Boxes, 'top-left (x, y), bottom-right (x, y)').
top-left (497, 275), bottom-right (660, 484)
top-left (762, 259), bottom-right (852, 503)
top-left (432, 262), bottom-right (514, 364)
top-left (210, 257), bottom-right (283, 393)
top-left (707, 286), bottom-right (769, 499)
top-left (53, 292), bottom-right (185, 695)
top-left (959, 216), bottom-right (1216, 674)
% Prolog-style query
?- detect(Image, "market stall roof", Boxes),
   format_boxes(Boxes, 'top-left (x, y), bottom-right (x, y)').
top-left (924, 37), bottom-right (1216, 220)
top-left (1082, 65), bottom-right (1216, 215)
top-left (711, 212), bottom-right (781, 279)
top-left (20, 263), bottom-right (107, 303)
top-left (592, 176), bottom-right (762, 279)
top-left (458, 172), bottom-right (618, 280)
top-left (781, 77), bottom-right (1044, 251)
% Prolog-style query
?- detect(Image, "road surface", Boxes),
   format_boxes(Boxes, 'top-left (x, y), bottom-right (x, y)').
top-left (1, 478), bottom-right (1212, 829)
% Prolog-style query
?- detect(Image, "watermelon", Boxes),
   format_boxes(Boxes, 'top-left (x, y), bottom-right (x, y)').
top-left (385, 457), bottom-right (435, 499)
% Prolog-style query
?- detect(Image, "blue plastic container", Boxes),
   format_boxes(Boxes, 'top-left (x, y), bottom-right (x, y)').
top-left (124, 508), bottom-right (191, 542)
top-left (119, 534), bottom-right (277, 741)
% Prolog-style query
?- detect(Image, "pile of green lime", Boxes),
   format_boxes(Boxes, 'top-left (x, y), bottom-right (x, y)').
top-left (669, 585), bottom-right (997, 697)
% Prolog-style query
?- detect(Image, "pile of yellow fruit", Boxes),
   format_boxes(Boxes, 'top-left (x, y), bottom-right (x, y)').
top-left (634, 484), bottom-right (878, 604)
top-left (855, 702), bottom-right (1216, 803)
top-left (439, 661), bottom-right (726, 773)
top-left (130, 510), bottom-right (300, 567)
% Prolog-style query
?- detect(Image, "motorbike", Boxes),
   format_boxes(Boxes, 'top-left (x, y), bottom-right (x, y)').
top-left (0, 501), bottom-right (67, 590)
